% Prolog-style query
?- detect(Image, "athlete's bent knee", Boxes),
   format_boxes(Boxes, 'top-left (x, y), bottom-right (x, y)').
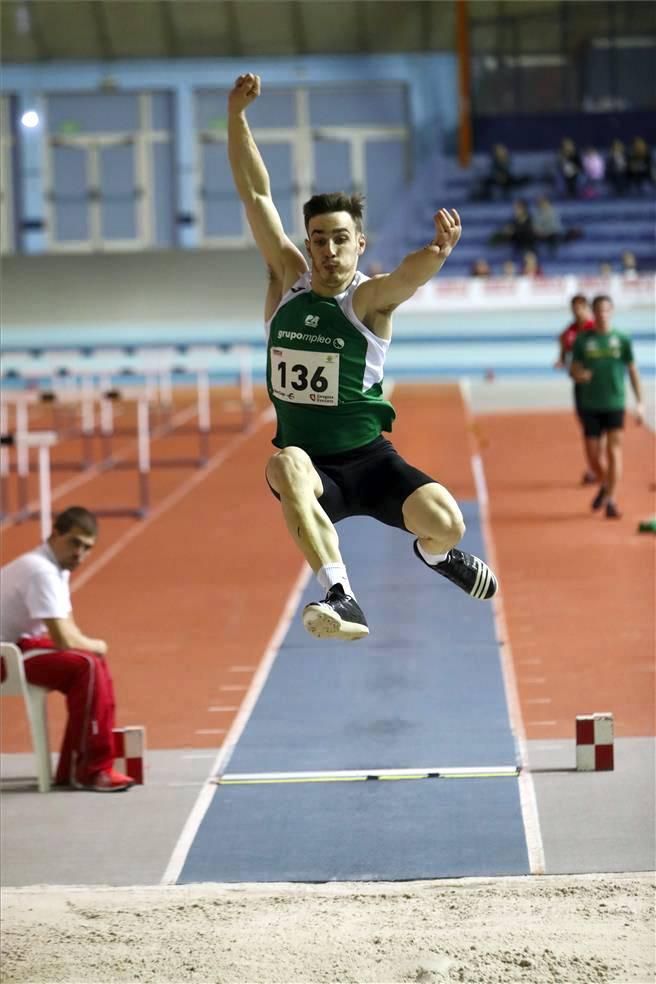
top-left (438, 499), bottom-right (466, 542)
top-left (266, 446), bottom-right (321, 498)
top-left (403, 484), bottom-right (465, 542)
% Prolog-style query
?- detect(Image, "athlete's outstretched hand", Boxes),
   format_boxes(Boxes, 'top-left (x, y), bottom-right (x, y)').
top-left (228, 73), bottom-right (261, 113)
top-left (432, 208), bottom-right (462, 254)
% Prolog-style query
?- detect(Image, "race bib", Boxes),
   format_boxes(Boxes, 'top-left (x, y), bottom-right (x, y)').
top-left (270, 347), bottom-right (339, 406)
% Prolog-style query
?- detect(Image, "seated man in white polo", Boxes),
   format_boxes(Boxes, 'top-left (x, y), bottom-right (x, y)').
top-left (0, 505), bottom-right (134, 791)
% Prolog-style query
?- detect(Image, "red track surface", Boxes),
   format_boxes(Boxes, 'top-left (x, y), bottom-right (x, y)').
top-left (478, 407), bottom-right (655, 739)
top-left (1, 384), bottom-right (653, 757)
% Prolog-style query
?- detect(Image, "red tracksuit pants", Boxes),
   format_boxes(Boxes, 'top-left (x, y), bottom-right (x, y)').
top-left (17, 637), bottom-right (116, 785)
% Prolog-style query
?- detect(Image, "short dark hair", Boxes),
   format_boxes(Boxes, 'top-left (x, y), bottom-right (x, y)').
top-left (52, 506), bottom-right (98, 537)
top-left (303, 192), bottom-right (365, 234)
top-left (570, 294), bottom-right (588, 306)
top-left (592, 294), bottom-right (613, 310)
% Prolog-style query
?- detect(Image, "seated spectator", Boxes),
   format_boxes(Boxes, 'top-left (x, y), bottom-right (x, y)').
top-left (501, 260), bottom-right (517, 278)
top-left (621, 251), bottom-right (639, 280)
top-left (581, 146), bottom-right (606, 198)
top-left (0, 506), bottom-right (135, 792)
top-left (598, 262), bottom-right (613, 278)
top-left (627, 137), bottom-right (654, 194)
top-left (521, 251), bottom-right (543, 278)
top-left (533, 194), bottom-right (583, 253)
top-left (474, 144), bottom-right (529, 201)
top-left (489, 199), bottom-right (536, 256)
top-left (555, 138), bottom-right (583, 198)
top-left (470, 258), bottom-right (491, 278)
top-left (606, 140), bottom-right (628, 196)
top-left (533, 195), bottom-right (564, 254)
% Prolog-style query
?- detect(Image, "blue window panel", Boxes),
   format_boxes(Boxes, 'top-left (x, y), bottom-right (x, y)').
top-left (312, 138), bottom-right (352, 194)
top-left (53, 201), bottom-right (88, 242)
top-left (99, 143), bottom-right (137, 240)
top-left (200, 141), bottom-right (241, 236)
top-left (309, 85), bottom-right (407, 126)
top-left (152, 141), bottom-right (174, 247)
top-left (195, 89), bottom-right (229, 132)
top-left (101, 199), bottom-right (136, 240)
top-left (51, 145), bottom-right (88, 242)
top-left (204, 197), bottom-right (243, 237)
top-left (200, 141), bottom-right (232, 193)
top-left (259, 142), bottom-right (293, 196)
top-left (365, 139), bottom-right (407, 235)
top-left (52, 144), bottom-right (86, 196)
top-left (196, 88), bottom-right (295, 130)
top-left (47, 93), bottom-right (139, 134)
top-left (151, 92), bottom-right (172, 131)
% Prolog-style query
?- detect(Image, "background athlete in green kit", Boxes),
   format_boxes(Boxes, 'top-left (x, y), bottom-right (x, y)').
top-left (571, 294), bottom-right (644, 519)
top-left (228, 73), bottom-right (498, 642)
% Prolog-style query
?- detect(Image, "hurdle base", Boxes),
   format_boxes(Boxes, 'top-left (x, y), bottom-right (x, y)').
top-left (93, 507), bottom-right (149, 520)
top-left (107, 457), bottom-right (207, 470)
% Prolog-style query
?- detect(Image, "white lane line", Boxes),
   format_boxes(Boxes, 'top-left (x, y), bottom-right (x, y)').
top-left (160, 560), bottom-right (312, 886)
top-left (530, 720), bottom-right (558, 727)
top-left (526, 697), bottom-right (553, 704)
top-left (459, 378), bottom-right (546, 876)
top-left (219, 684), bottom-right (248, 692)
top-left (70, 409), bottom-right (271, 593)
top-left (207, 705), bottom-right (239, 713)
top-left (228, 665), bottom-right (256, 672)
top-left (194, 729), bottom-right (227, 736)
top-left (181, 753), bottom-right (217, 760)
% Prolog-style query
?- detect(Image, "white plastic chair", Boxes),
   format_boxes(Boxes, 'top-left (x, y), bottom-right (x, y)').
top-left (0, 642), bottom-right (52, 792)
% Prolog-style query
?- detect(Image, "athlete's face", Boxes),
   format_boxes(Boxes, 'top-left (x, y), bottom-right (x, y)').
top-left (572, 299), bottom-right (591, 323)
top-left (49, 526), bottom-right (96, 570)
top-left (593, 299), bottom-right (613, 332)
top-left (305, 212), bottom-right (366, 293)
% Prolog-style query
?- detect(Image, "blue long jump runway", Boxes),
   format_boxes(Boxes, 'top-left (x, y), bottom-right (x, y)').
top-left (178, 504), bottom-right (531, 883)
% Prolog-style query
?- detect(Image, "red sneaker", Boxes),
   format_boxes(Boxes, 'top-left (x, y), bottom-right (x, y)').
top-left (75, 768), bottom-right (136, 792)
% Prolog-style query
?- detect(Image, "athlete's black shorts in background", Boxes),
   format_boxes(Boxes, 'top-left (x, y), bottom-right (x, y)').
top-left (579, 409), bottom-right (625, 437)
top-left (267, 436), bottom-right (435, 531)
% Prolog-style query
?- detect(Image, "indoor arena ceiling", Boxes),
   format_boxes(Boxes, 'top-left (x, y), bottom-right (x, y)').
top-left (1, 0), bottom-right (561, 63)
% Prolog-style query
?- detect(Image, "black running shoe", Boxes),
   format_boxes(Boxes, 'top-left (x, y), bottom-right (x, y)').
top-left (302, 584), bottom-right (369, 641)
top-left (413, 541), bottom-right (498, 601)
top-left (591, 485), bottom-right (608, 511)
top-left (605, 500), bottom-right (621, 519)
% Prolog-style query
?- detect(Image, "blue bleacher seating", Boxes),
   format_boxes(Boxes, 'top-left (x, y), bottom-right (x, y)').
top-left (369, 148), bottom-right (656, 278)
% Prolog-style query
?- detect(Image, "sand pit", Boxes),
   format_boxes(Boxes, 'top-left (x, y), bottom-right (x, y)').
top-left (1, 872), bottom-right (653, 983)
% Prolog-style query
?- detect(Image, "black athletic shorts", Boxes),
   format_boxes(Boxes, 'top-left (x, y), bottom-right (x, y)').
top-left (579, 409), bottom-right (625, 437)
top-left (267, 435), bottom-right (435, 530)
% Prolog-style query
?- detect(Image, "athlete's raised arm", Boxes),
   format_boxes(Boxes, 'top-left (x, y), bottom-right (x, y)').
top-left (227, 73), bottom-right (307, 286)
top-left (359, 208), bottom-right (461, 317)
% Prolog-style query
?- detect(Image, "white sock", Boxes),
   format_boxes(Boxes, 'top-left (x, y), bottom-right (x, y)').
top-left (317, 563), bottom-right (354, 598)
top-left (416, 542), bottom-right (449, 566)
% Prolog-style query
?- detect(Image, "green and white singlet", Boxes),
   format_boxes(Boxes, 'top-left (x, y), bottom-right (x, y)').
top-left (265, 270), bottom-right (396, 456)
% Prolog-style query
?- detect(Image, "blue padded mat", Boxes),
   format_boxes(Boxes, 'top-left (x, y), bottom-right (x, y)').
top-left (179, 777), bottom-right (529, 882)
top-left (177, 501), bottom-right (528, 883)
top-left (227, 507), bottom-right (518, 773)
